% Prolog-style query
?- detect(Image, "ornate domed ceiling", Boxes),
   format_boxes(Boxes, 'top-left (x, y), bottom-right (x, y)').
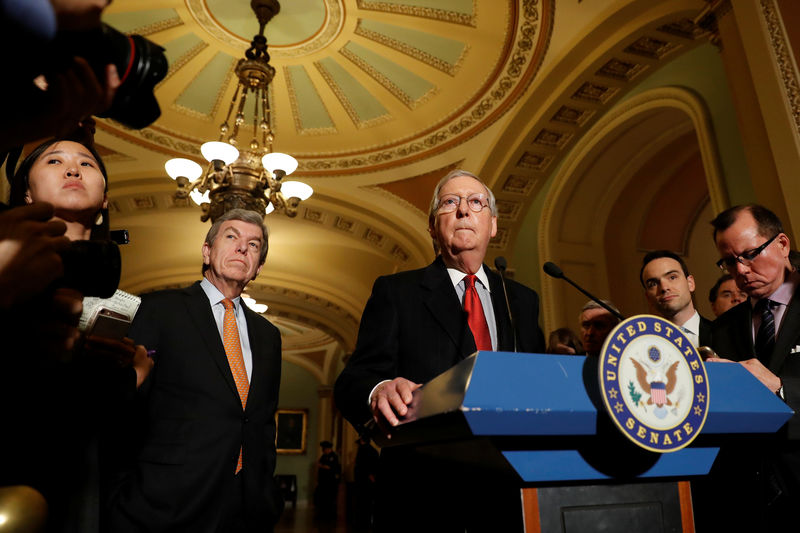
top-left (101, 0), bottom-right (550, 173)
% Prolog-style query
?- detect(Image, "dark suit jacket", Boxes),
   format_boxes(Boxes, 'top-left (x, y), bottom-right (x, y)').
top-left (698, 314), bottom-right (713, 348)
top-left (334, 256), bottom-right (545, 429)
top-left (108, 282), bottom-right (282, 532)
top-left (709, 292), bottom-right (800, 530)
top-left (712, 293), bottom-right (800, 438)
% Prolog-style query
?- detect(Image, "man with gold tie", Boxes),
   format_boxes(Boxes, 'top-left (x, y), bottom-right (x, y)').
top-left (108, 209), bottom-right (283, 533)
top-left (335, 170), bottom-right (544, 532)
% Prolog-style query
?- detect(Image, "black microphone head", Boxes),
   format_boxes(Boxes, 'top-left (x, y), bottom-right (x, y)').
top-left (543, 261), bottom-right (564, 279)
top-left (494, 256), bottom-right (507, 272)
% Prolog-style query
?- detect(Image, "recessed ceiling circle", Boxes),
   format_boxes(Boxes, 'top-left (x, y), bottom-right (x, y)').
top-left (188, 0), bottom-right (344, 58)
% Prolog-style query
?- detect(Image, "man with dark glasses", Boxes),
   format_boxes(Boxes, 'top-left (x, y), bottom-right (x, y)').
top-left (705, 204), bottom-right (799, 531)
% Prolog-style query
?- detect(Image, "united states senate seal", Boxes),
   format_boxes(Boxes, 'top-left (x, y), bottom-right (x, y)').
top-left (598, 314), bottom-right (709, 452)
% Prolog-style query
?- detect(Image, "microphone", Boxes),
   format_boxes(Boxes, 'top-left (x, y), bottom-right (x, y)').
top-left (542, 261), bottom-right (625, 321)
top-left (494, 256), bottom-right (518, 352)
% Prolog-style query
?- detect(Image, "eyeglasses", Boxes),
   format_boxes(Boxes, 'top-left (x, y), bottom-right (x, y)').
top-left (436, 193), bottom-right (489, 214)
top-left (716, 233), bottom-right (780, 271)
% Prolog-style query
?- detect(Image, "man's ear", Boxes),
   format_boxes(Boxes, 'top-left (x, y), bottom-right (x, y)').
top-left (24, 191), bottom-right (33, 205)
top-left (201, 242), bottom-right (211, 265)
top-left (490, 216), bottom-right (497, 238)
top-left (252, 262), bottom-right (264, 281)
top-left (687, 274), bottom-right (696, 293)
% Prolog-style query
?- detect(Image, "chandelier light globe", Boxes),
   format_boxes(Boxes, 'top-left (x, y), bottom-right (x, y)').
top-left (190, 189), bottom-right (210, 206)
top-left (201, 141), bottom-right (240, 165)
top-left (265, 202), bottom-right (275, 215)
top-left (261, 152), bottom-right (298, 176)
top-left (281, 181), bottom-right (313, 201)
top-left (165, 158), bottom-right (203, 180)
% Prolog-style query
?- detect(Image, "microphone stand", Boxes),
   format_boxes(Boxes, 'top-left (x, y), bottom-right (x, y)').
top-left (494, 256), bottom-right (518, 352)
top-left (542, 261), bottom-right (625, 321)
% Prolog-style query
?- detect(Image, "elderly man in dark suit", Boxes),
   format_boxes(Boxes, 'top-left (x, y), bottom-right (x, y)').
top-left (335, 169), bottom-right (544, 532)
top-left (705, 204), bottom-right (800, 531)
top-left (108, 209), bottom-right (282, 533)
top-left (639, 250), bottom-right (713, 347)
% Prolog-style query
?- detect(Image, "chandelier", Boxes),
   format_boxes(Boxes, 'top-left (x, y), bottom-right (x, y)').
top-left (164, 0), bottom-right (312, 222)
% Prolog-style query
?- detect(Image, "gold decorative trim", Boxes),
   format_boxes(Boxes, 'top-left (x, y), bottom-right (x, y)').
top-left (283, 66), bottom-right (338, 136)
top-left (356, 0), bottom-right (477, 27)
top-left (624, 36), bottom-right (680, 60)
top-left (186, 0), bottom-right (344, 59)
top-left (596, 58), bottom-right (647, 81)
top-left (354, 19), bottom-right (464, 75)
top-left (339, 44), bottom-right (438, 110)
top-left (300, 0), bottom-right (551, 172)
top-left (171, 57), bottom-right (237, 121)
top-left (760, 0), bottom-right (800, 134)
top-left (128, 16), bottom-right (182, 36)
top-left (502, 174), bottom-right (537, 195)
top-left (164, 42), bottom-right (209, 81)
top-left (314, 60), bottom-right (392, 129)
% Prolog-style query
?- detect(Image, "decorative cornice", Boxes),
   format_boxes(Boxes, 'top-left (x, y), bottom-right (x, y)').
top-left (314, 60), bottom-right (393, 128)
top-left (760, 0), bottom-right (800, 135)
top-left (300, 0), bottom-right (551, 172)
top-left (354, 19), bottom-right (465, 75)
top-left (283, 66), bottom-right (338, 136)
top-left (356, 0), bottom-right (477, 27)
top-left (339, 44), bottom-right (438, 109)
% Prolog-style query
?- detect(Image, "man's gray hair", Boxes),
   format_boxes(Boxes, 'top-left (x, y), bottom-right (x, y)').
top-left (579, 299), bottom-right (622, 324)
top-left (202, 209), bottom-right (269, 273)
top-left (428, 169), bottom-right (498, 227)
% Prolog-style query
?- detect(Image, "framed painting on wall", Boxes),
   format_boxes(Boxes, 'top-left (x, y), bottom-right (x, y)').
top-left (275, 408), bottom-right (308, 454)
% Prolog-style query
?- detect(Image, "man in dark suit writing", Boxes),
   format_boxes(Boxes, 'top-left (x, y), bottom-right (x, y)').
top-left (706, 204), bottom-right (800, 531)
top-left (108, 208), bottom-right (282, 532)
top-left (334, 170), bottom-right (544, 532)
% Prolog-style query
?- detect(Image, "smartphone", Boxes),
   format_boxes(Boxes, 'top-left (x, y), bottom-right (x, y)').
top-left (88, 308), bottom-right (131, 339)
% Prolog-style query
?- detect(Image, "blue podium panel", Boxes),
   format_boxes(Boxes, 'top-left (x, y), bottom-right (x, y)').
top-left (703, 362), bottom-right (793, 433)
top-left (462, 352), bottom-right (597, 435)
top-left (503, 447), bottom-right (721, 482)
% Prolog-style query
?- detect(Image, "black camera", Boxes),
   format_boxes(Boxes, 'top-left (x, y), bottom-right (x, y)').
top-left (54, 24), bottom-right (168, 129)
top-left (56, 239), bottom-right (122, 298)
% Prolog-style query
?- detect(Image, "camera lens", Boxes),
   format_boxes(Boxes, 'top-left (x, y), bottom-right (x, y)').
top-left (51, 24), bottom-right (168, 130)
top-left (97, 25), bottom-right (168, 129)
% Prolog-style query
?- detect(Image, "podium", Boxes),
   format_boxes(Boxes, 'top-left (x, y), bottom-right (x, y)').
top-left (372, 351), bottom-right (793, 532)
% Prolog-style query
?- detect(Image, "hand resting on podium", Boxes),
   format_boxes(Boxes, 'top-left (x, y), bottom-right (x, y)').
top-left (706, 356), bottom-right (782, 396)
top-left (370, 377), bottom-right (422, 434)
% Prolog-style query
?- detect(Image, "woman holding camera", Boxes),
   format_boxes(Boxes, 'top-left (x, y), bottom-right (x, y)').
top-left (4, 136), bottom-right (152, 533)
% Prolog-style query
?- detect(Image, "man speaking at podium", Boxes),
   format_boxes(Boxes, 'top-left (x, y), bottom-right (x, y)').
top-left (335, 169), bottom-right (544, 532)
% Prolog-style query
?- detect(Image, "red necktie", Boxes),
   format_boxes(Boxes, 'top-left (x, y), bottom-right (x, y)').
top-left (222, 298), bottom-right (249, 474)
top-left (463, 275), bottom-right (492, 351)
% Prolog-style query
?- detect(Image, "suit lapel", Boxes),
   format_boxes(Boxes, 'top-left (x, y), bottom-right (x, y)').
top-left (732, 301), bottom-right (754, 360)
top-left (183, 282), bottom-right (240, 402)
top-left (698, 316), bottom-right (713, 347)
top-left (770, 289), bottom-right (800, 372)
top-left (242, 304), bottom-right (266, 413)
top-left (487, 266), bottom-right (514, 351)
top-left (421, 257), bottom-right (475, 356)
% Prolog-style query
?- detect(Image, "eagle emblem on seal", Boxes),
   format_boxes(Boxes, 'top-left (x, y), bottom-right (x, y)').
top-left (630, 346), bottom-right (679, 408)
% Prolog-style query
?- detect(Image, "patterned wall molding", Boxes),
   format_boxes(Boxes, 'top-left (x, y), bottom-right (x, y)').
top-left (760, 0), bottom-right (800, 135)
